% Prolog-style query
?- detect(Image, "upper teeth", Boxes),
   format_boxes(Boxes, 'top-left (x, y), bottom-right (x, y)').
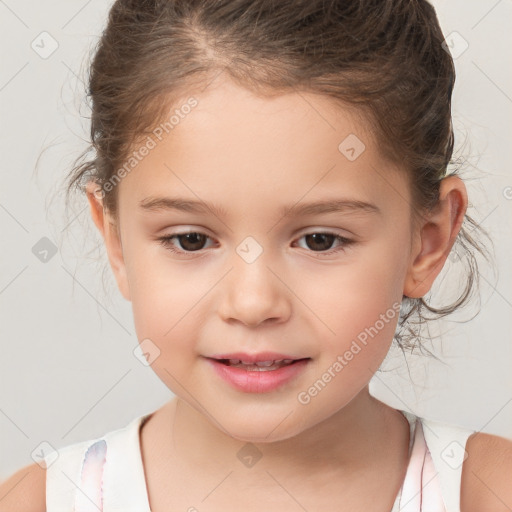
top-left (228, 359), bottom-right (294, 366)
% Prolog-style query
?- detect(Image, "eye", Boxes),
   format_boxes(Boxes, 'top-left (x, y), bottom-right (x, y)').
top-left (293, 231), bottom-right (354, 256)
top-left (157, 231), bottom-right (214, 255)
top-left (157, 230), bottom-right (354, 257)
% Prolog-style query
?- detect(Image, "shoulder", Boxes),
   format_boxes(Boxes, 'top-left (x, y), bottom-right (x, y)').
top-left (0, 462), bottom-right (46, 512)
top-left (461, 430), bottom-right (512, 512)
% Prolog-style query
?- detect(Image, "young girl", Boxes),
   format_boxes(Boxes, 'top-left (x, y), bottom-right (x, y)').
top-left (1, 0), bottom-right (511, 511)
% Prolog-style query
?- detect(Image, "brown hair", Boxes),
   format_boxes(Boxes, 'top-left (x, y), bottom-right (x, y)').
top-left (64, 0), bottom-right (494, 358)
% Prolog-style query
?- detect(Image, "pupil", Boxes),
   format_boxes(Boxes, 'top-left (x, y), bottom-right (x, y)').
top-left (180, 233), bottom-right (206, 251)
top-left (306, 233), bottom-right (334, 251)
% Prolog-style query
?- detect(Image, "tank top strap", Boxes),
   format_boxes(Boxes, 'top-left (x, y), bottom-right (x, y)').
top-left (391, 410), bottom-right (476, 512)
top-left (74, 439), bottom-right (107, 512)
top-left (45, 414), bottom-right (152, 512)
top-left (100, 414), bottom-right (152, 511)
top-left (45, 436), bottom-right (103, 511)
top-left (420, 416), bottom-right (476, 512)
top-left (397, 416), bottom-right (446, 511)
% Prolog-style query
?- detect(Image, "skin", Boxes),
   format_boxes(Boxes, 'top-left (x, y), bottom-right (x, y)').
top-left (85, 74), bottom-right (468, 509)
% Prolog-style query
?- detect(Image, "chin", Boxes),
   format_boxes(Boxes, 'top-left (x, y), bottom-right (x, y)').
top-left (215, 409), bottom-right (310, 444)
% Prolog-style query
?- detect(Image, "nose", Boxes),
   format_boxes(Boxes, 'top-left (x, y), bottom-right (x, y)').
top-left (217, 251), bottom-right (292, 328)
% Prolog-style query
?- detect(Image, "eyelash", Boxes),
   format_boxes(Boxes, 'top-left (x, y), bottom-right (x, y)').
top-left (157, 230), bottom-right (355, 257)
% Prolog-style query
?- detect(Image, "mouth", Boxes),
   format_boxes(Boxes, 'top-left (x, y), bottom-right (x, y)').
top-left (212, 358), bottom-right (310, 371)
top-left (205, 355), bottom-right (311, 393)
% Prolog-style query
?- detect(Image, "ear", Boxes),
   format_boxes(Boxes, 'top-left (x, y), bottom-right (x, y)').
top-left (403, 175), bottom-right (468, 299)
top-left (85, 181), bottom-right (131, 301)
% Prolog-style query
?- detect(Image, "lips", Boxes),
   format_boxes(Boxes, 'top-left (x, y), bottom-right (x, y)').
top-left (219, 359), bottom-right (305, 371)
top-left (209, 352), bottom-right (305, 364)
top-left (205, 356), bottom-right (310, 393)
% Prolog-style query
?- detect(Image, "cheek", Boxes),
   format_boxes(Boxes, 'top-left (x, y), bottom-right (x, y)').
top-left (290, 243), bottom-right (405, 400)
top-left (297, 250), bottom-right (404, 344)
top-left (125, 251), bottom-right (213, 368)
top-left (129, 279), bottom-right (205, 391)
top-left (294, 270), bottom-right (401, 418)
top-left (130, 279), bottom-right (203, 345)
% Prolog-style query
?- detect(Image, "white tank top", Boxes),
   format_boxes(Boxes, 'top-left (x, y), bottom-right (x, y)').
top-left (44, 409), bottom-right (475, 512)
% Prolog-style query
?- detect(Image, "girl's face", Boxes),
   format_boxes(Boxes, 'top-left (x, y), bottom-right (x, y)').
top-left (90, 77), bottom-right (423, 442)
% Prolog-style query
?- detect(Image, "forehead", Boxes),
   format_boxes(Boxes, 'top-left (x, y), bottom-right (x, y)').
top-left (118, 76), bottom-right (411, 222)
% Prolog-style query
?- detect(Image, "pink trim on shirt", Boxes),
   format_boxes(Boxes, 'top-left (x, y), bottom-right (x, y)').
top-left (399, 421), bottom-right (446, 511)
top-left (74, 439), bottom-right (107, 512)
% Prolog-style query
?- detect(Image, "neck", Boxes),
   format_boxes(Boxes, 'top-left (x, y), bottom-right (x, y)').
top-left (166, 388), bottom-right (403, 477)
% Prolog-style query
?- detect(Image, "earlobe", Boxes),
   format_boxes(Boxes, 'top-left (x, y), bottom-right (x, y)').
top-left (403, 176), bottom-right (468, 299)
top-left (85, 181), bottom-right (131, 302)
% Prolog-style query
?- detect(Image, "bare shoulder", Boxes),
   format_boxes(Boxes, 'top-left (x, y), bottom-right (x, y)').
top-left (461, 430), bottom-right (512, 512)
top-left (0, 462), bottom-right (46, 512)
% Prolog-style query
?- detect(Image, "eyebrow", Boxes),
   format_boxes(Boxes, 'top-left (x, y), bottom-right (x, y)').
top-left (138, 196), bottom-right (381, 218)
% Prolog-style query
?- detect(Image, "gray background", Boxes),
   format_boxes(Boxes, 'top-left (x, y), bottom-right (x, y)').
top-left (1, 0), bottom-right (511, 480)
